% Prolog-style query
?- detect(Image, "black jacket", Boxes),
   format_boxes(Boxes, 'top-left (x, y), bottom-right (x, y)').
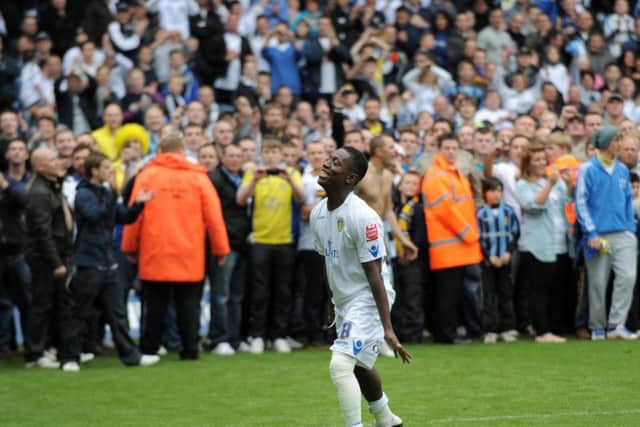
top-left (209, 166), bottom-right (250, 252)
top-left (55, 75), bottom-right (99, 132)
top-left (190, 10), bottom-right (227, 84)
top-left (25, 174), bottom-right (74, 268)
top-left (0, 171), bottom-right (30, 255)
top-left (72, 179), bottom-right (143, 269)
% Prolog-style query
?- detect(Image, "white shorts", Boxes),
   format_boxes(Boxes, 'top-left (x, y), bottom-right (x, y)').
top-left (330, 304), bottom-right (384, 370)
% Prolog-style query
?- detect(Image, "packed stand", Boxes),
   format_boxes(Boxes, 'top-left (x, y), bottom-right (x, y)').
top-left (2, 0), bottom-right (640, 371)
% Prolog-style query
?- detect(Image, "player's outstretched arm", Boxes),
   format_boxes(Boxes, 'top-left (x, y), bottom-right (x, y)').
top-left (362, 260), bottom-right (412, 364)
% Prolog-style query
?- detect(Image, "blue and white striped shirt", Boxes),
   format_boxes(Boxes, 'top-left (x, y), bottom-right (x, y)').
top-left (477, 202), bottom-right (520, 261)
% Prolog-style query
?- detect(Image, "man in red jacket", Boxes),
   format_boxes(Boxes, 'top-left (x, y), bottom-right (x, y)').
top-left (122, 135), bottom-right (230, 360)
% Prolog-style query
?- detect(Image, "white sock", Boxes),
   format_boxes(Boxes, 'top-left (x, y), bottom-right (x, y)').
top-left (329, 352), bottom-right (362, 427)
top-left (368, 393), bottom-right (394, 425)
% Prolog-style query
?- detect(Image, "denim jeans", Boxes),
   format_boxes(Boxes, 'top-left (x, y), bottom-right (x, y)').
top-left (208, 251), bottom-right (245, 347)
top-left (462, 263), bottom-right (483, 337)
top-left (0, 254), bottom-right (32, 354)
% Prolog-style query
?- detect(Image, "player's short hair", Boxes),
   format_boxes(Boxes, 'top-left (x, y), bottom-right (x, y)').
top-left (437, 133), bottom-right (458, 148)
top-left (198, 142), bottom-right (216, 154)
top-left (482, 177), bottom-right (503, 195)
top-left (159, 135), bottom-right (184, 153)
top-left (72, 143), bottom-right (92, 156)
top-left (261, 138), bottom-right (283, 151)
top-left (343, 146), bottom-right (368, 184)
top-left (84, 152), bottom-right (108, 178)
top-left (369, 135), bottom-right (389, 156)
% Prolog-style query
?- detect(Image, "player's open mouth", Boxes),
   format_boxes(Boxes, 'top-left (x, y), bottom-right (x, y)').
top-left (318, 168), bottom-right (330, 180)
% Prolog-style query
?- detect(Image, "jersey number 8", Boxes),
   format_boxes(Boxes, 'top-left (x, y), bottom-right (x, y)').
top-left (340, 322), bottom-right (352, 339)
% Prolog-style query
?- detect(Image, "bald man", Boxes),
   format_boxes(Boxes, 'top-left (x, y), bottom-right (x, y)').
top-left (25, 147), bottom-right (76, 369)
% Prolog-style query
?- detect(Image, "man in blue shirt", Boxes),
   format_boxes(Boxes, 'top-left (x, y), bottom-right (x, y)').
top-left (576, 126), bottom-right (638, 340)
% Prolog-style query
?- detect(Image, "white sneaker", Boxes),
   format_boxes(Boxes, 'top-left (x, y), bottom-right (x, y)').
top-left (44, 348), bottom-right (58, 360)
top-left (237, 341), bottom-right (251, 353)
top-left (607, 325), bottom-right (638, 340)
top-left (273, 338), bottom-right (291, 353)
top-left (500, 330), bottom-right (518, 343)
top-left (286, 336), bottom-right (304, 350)
top-left (157, 346), bottom-right (168, 356)
top-left (25, 355), bottom-right (59, 369)
top-left (37, 355), bottom-right (60, 369)
top-left (139, 355), bottom-right (160, 366)
top-left (80, 353), bottom-right (95, 364)
top-left (249, 337), bottom-right (265, 354)
top-left (379, 341), bottom-right (394, 358)
top-left (483, 332), bottom-right (498, 344)
top-left (211, 342), bottom-right (236, 356)
top-left (374, 413), bottom-right (403, 427)
top-left (62, 361), bottom-right (80, 372)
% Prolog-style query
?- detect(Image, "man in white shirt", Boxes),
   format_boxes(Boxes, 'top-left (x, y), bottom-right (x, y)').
top-left (298, 142), bottom-right (328, 346)
top-left (147, 0), bottom-right (199, 40)
top-left (214, 13), bottom-right (243, 104)
top-left (311, 146), bottom-right (410, 427)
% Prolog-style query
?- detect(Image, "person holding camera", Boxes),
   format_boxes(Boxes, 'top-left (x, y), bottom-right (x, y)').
top-left (236, 138), bottom-right (304, 354)
top-left (261, 22), bottom-right (302, 97)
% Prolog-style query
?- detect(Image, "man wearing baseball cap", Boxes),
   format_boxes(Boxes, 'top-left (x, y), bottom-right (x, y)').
top-left (575, 126), bottom-right (638, 340)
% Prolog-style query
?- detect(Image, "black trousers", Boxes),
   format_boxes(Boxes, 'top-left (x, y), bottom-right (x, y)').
top-left (0, 254), bottom-right (32, 355)
top-left (521, 252), bottom-right (573, 336)
top-left (392, 257), bottom-right (427, 343)
top-left (481, 263), bottom-right (515, 333)
top-left (300, 250), bottom-right (327, 344)
top-left (25, 258), bottom-right (74, 363)
top-left (68, 268), bottom-right (140, 365)
top-left (248, 243), bottom-right (295, 339)
top-left (514, 250), bottom-right (531, 331)
top-left (550, 254), bottom-right (575, 335)
top-left (432, 266), bottom-right (466, 343)
top-left (141, 281), bottom-right (203, 360)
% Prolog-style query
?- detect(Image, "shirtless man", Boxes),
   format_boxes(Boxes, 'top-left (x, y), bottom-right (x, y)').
top-left (356, 134), bottom-right (418, 261)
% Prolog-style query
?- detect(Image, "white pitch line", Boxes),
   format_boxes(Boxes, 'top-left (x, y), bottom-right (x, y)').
top-left (427, 408), bottom-right (640, 424)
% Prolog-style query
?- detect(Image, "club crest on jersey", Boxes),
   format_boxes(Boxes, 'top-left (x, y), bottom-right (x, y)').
top-left (337, 217), bottom-right (344, 232)
top-left (365, 224), bottom-right (378, 242)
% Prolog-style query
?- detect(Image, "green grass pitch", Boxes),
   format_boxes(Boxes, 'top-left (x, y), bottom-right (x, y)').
top-left (1, 340), bottom-right (639, 426)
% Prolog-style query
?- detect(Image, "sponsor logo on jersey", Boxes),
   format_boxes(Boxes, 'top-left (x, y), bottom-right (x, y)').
top-left (368, 244), bottom-right (379, 257)
top-left (337, 217), bottom-right (344, 232)
top-left (324, 240), bottom-right (339, 259)
top-left (353, 339), bottom-right (363, 356)
top-left (365, 224), bottom-right (378, 242)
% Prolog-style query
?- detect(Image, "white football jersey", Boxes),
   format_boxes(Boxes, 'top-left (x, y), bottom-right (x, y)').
top-left (311, 192), bottom-right (395, 314)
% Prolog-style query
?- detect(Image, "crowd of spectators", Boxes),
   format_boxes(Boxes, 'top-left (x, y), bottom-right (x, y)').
top-left (2, 0), bottom-right (640, 370)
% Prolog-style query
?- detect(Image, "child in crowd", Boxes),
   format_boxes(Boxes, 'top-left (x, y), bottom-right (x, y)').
top-left (477, 177), bottom-right (520, 343)
top-left (165, 74), bottom-right (187, 118)
top-left (392, 171), bottom-right (428, 343)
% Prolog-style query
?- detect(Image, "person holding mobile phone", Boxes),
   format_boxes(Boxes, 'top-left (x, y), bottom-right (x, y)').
top-left (236, 138), bottom-right (304, 354)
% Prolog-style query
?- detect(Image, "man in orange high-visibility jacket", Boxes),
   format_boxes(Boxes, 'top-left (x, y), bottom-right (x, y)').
top-left (122, 135), bottom-right (230, 360)
top-left (422, 133), bottom-right (482, 344)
